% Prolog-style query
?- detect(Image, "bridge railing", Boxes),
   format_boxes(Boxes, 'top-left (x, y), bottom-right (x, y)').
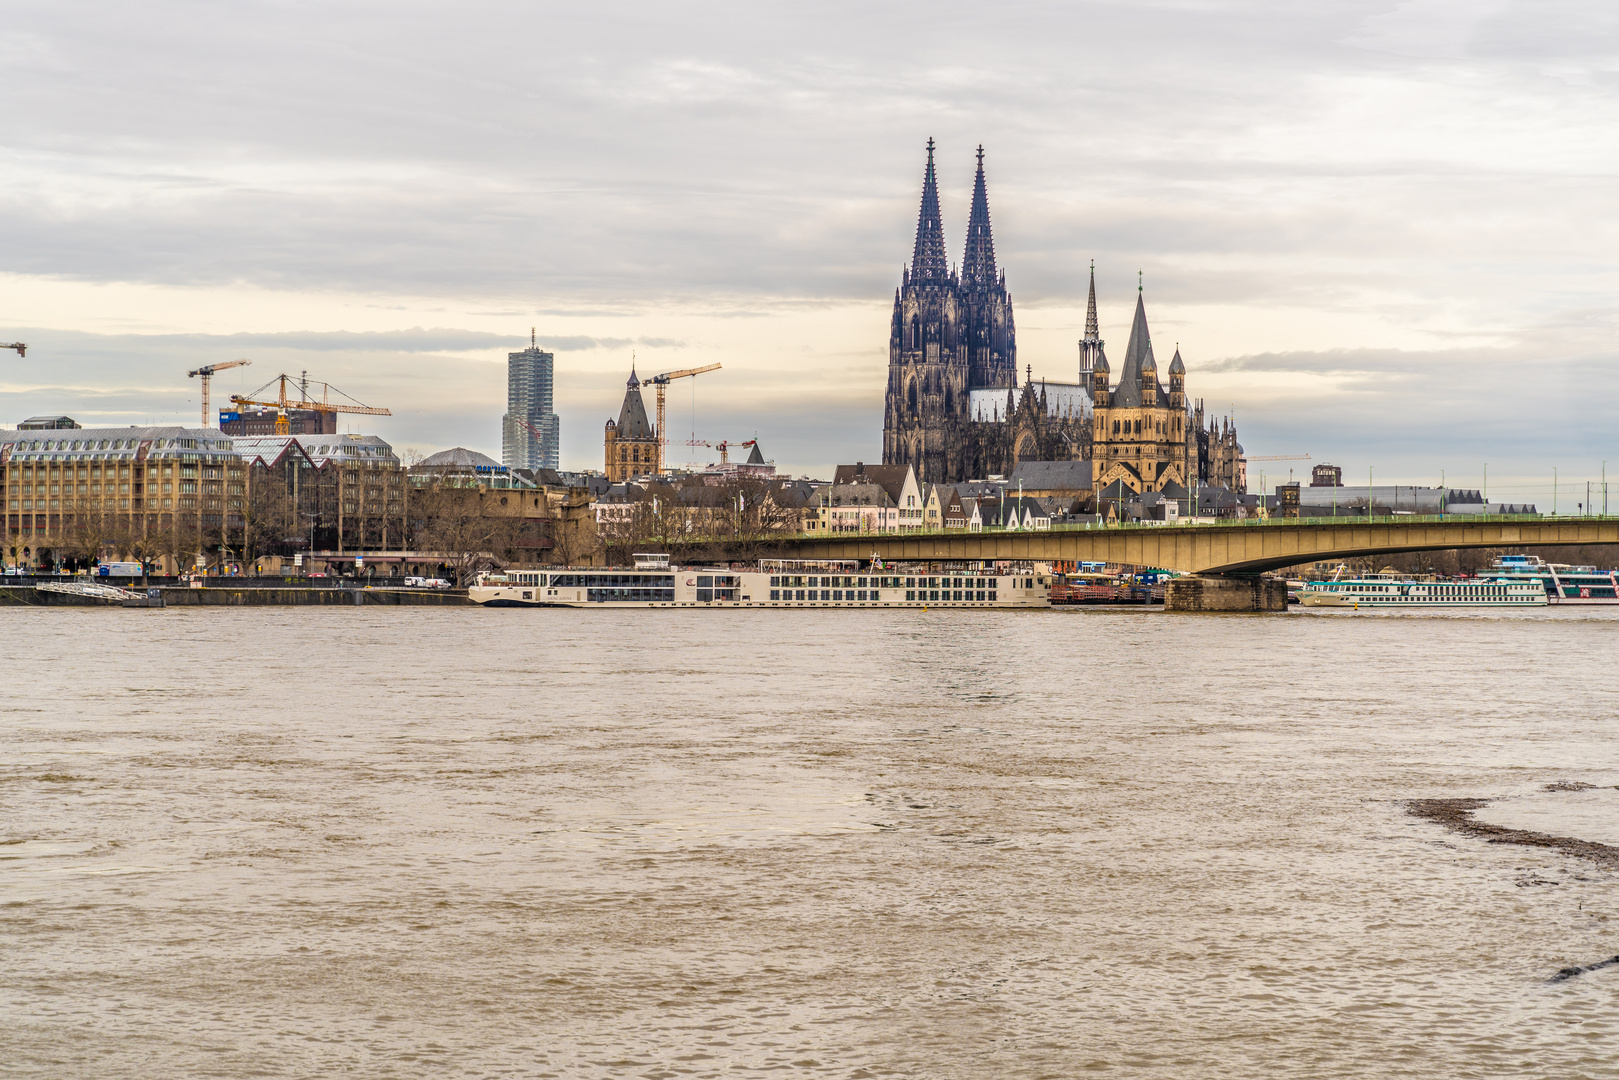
top-left (777, 512), bottom-right (1613, 543)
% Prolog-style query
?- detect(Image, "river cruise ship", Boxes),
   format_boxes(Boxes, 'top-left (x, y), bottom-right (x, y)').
top-left (1485, 554), bottom-right (1619, 605)
top-left (1298, 572), bottom-right (1546, 609)
top-left (469, 555), bottom-right (1052, 609)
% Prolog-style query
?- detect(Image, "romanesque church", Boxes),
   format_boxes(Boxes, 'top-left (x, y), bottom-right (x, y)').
top-left (881, 141), bottom-right (1244, 497)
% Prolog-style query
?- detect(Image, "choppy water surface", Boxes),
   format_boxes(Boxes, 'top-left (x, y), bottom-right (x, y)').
top-left (4, 605), bottom-right (1619, 1078)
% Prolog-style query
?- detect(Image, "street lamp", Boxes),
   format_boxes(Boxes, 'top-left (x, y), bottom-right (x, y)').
top-left (300, 512), bottom-right (318, 576)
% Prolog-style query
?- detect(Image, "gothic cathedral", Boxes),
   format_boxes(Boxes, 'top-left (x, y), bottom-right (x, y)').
top-left (881, 140), bottom-right (1243, 497)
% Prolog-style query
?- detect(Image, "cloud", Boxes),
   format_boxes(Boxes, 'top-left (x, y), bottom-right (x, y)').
top-left (3, 0), bottom-right (1617, 482)
top-left (0, 326), bottom-right (683, 355)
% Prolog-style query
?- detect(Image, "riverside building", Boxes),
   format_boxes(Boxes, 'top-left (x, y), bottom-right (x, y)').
top-left (236, 434), bottom-right (407, 554)
top-left (1, 425), bottom-right (245, 571)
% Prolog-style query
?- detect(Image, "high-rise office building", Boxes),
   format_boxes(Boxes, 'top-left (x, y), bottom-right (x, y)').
top-left (502, 334), bottom-right (560, 471)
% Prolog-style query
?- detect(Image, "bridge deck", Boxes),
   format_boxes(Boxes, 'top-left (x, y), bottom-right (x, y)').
top-left (746, 515), bottom-right (1619, 574)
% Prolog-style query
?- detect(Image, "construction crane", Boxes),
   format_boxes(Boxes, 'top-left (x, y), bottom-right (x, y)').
top-left (713, 438), bottom-right (757, 465)
top-left (511, 415), bottom-right (560, 466)
top-left (1246, 453), bottom-right (1311, 462)
top-left (646, 362), bottom-right (721, 472)
top-left (187, 359), bottom-right (252, 428)
top-left (230, 371), bottom-right (391, 436)
top-left (2, 343), bottom-right (24, 357)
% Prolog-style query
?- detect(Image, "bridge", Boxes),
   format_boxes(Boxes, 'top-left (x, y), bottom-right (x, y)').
top-left (750, 515), bottom-right (1619, 608)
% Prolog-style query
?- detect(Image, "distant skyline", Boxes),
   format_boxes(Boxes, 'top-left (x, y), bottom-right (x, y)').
top-left (3, 1), bottom-right (1616, 509)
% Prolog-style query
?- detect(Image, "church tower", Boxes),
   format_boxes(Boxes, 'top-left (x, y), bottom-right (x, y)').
top-left (883, 138), bottom-right (971, 484)
top-left (1079, 261), bottom-right (1103, 389)
top-left (1091, 280), bottom-right (1187, 500)
top-left (604, 366), bottom-right (659, 482)
top-left (960, 146), bottom-right (1016, 392)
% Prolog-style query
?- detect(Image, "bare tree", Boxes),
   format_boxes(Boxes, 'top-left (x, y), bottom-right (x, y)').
top-left (246, 477), bottom-right (298, 563)
top-left (157, 508), bottom-right (203, 577)
top-left (413, 483), bottom-right (521, 587)
top-left (123, 529), bottom-right (165, 584)
top-left (65, 511), bottom-right (113, 570)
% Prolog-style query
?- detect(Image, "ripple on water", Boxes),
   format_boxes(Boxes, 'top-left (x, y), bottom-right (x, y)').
top-left (3, 605), bottom-right (1619, 1079)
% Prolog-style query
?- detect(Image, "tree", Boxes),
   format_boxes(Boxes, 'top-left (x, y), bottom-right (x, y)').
top-left (157, 508), bottom-right (204, 577)
top-left (65, 511), bottom-right (114, 570)
top-left (412, 483), bottom-right (521, 587)
top-left (245, 474), bottom-right (298, 563)
top-left (113, 528), bottom-right (165, 584)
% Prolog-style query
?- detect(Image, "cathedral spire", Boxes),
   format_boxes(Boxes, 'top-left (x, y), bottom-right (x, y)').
top-left (911, 138), bottom-right (948, 281)
top-left (1079, 259), bottom-right (1104, 387)
top-left (1111, 288), bottom-right (1159, 408)
top-left (962, 144), bottom-right (998, 287)
top-left (1083, 261), bottom-right (1100, 343)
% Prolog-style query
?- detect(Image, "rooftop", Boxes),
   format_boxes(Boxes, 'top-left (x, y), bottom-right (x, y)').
top-left (1, 425), bottom-right (236, 463)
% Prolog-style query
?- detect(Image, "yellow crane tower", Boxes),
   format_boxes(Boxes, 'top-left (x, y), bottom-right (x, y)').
top-left (647, 362), bottom-right (721, 473)
top-left (2, 343), bottom-right (25, 357)
top-left (230, 372), bottom-right (391, 435)
top-left (187, 359), bottom-right (253, 428)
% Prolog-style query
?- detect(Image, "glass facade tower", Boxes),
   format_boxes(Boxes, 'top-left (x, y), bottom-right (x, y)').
top-left (502, 345), bottom-right (560, 471)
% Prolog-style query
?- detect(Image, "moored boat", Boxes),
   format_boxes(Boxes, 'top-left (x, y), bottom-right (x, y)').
top-left (1485, 554), bottom-right (1619, 604)
top-left (1298, 571), bottom-right (1546, 609)
top-left (469, 554), bottom-right (1053, 609)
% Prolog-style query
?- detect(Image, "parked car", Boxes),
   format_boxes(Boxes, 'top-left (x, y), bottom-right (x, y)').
top-left (404, 576), bottom-right (452, 588)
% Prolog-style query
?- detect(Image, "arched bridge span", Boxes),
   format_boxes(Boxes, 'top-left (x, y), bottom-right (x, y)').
top-left (749, 517), bottom-right (1619, 575)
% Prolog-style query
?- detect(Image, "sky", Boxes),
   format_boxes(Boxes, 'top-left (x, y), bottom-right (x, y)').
top-left (3, 0), bottom-right (1617, 508)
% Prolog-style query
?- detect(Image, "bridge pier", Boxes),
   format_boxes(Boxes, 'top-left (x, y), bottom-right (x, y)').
top-left (1165, 575), bottom-right (1288, 613)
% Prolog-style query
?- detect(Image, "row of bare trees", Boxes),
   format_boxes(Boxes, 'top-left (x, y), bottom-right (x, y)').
top-left (15, 472), bottom-right (815, 582)
top-left (596, 476), bottom-right (802, 566)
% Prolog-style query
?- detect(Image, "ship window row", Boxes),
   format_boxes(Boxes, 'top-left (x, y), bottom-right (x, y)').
top-left (696, 588), bottom-right (738, 601)
top-left (553, 573), bottom-right (674, 587)
top-left (902, 576), bottom-right (1022, 588)
top-left (906, 590), bottom-right (996, 602)
top-left (769, 589), bottom-right (883, 602)
top-left (771, 575), bottom-right (895, 588)
top-left (587, 588), bottom-right (675, 602)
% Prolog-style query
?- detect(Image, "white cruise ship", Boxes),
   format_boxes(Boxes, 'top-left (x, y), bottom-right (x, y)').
top-left (1485, 554), bottom-right (1619, 605)
top-left (1299, 571), bottom-right (1546, 609)
top-left (469, 555), bottom-right (1051, 609)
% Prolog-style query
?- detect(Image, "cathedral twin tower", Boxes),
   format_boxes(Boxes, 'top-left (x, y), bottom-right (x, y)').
top-left (882, 139), bottom-right (1022, 484)
top-left (881, 140), bottom-right (1242, 496)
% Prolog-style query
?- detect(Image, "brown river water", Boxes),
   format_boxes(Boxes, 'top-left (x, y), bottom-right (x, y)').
top-left (4, 605), bottom-right (1619, 1078)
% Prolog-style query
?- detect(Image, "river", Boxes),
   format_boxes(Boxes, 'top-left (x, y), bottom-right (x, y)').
top-left (4, 605), bottom-right (1618, 1077)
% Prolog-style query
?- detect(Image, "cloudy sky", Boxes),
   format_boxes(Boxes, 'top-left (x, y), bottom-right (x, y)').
top-left (4, 0), bottom-right (1617, 506)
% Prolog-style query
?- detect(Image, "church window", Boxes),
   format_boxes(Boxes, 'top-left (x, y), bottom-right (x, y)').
top-left (1134, 420), bottom-right (1141, 436)
top-left (910, 315), bottom-right (920, 350)
top-left (907, 380), bottom-right (918, 417)
top-left (1112, 420), bottom-right (1119, 435)
top-left (944, 385), bottom-right (954, 414)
